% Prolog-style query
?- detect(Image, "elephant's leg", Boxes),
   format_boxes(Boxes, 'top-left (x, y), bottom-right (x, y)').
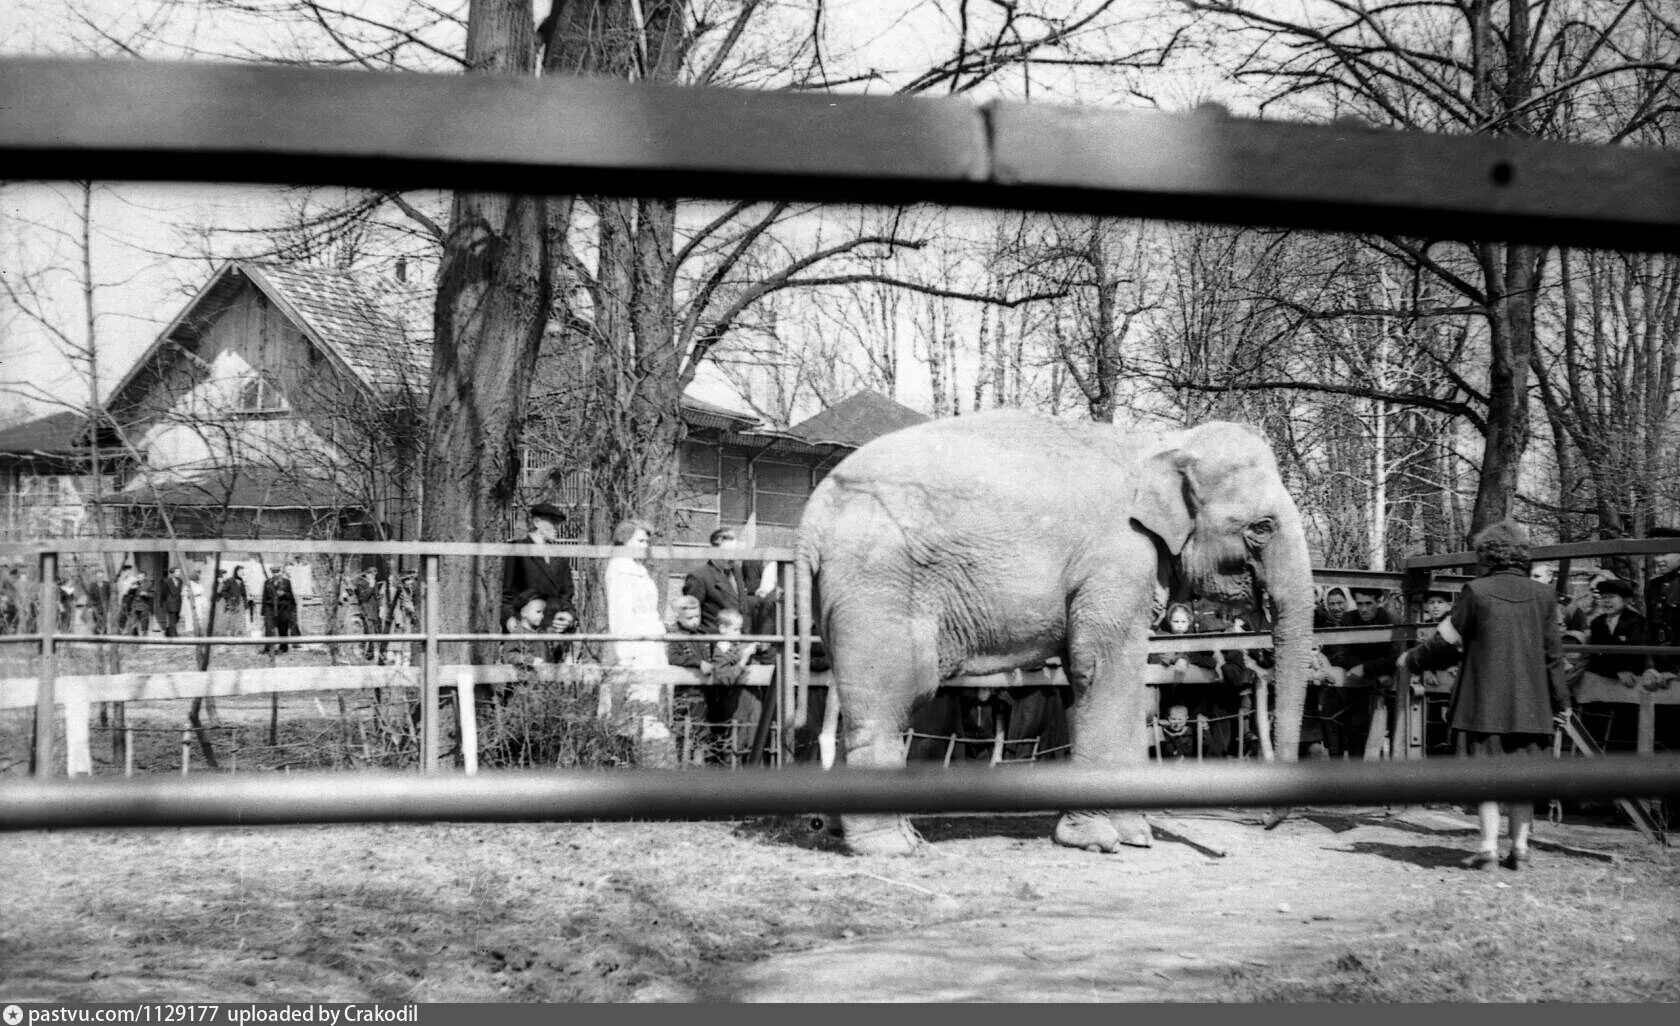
top-left (833, 611), bottom-right (937, 856)
top-left (1054, 602), bottom-right (1155, 853)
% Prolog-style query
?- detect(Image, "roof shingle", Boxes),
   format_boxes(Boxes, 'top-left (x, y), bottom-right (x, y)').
top-left (785, 389), bottom-right (928, 449)
top-left (241, 261), bottom-right (430, 398)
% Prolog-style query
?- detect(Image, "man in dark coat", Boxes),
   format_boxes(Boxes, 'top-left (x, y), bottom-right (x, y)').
top-left (84, 566), bottom-right (113, 634)
top-left (123, 572), bottom-right (154, 636)
top-left (1583, 577), bottom-right (1655, 685)
top-left (1642, 550), bottom-right (1680, 674)
top-left (261, 567), bottom-right (299, 654)
top-left (500, 502), bottom-right (575, 631)
top-left (683, 525), bottom-right (758, 633)
top-left (159, 566), bottom-right (185, 637)
top-left (353, 566), bottom-right (385, 662)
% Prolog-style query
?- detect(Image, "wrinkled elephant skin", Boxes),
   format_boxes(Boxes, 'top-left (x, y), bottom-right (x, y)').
top-left (795, 410), bottom-right (1314, 856)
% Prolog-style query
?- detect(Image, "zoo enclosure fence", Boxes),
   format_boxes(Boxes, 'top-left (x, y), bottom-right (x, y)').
top-left (2, 55), bottom-right (1679, 824)
top-left (4, 534), bottom-right (1679, 837)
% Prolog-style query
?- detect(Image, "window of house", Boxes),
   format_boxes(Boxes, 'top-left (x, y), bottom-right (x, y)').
top-left (521, 444), bottom-right (561, 490)
top-left (753, 459), bottom-right (810, 528)
top-left (675, 441), bottom-right (722, 542)
top-left (235, 372), bottom-right (288, 414)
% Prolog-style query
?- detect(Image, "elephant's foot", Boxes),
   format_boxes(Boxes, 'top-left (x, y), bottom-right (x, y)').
top-left (842, 814), bottom-right (924, 856)
top-left (1053, 810), bottom-right (1154, 853)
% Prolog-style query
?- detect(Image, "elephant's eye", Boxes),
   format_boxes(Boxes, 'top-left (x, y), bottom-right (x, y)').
top-left (1244, 518), bottom-right (1277, 550)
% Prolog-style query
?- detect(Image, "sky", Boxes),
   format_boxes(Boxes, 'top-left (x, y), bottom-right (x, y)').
top-left (0, 0), bottom-right (1214, 427)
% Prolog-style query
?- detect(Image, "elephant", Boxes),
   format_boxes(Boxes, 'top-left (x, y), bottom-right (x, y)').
top-left (795, 409), bottom-right (1313, 856)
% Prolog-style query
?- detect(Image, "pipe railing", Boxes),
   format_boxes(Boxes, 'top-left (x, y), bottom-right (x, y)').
top-left (2, 758), bottom-right (1676, 833)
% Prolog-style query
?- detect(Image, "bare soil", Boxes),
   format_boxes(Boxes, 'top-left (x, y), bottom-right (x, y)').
top-left (3, 796), bottom-right (1676, 1002)
top-left (3, 646), bottom-right (1677, 1002)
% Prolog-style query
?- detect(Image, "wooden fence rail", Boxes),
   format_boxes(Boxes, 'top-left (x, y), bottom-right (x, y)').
top-left (3, 59), bottom-right (1678, 253)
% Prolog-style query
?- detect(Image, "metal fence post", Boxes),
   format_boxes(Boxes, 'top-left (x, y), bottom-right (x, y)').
top-left (34, 548), bottom-right (59, 777)
top-left (420, 552), bottom-right (440, 772)
top-left (779, 562), bottom-right (795, 766)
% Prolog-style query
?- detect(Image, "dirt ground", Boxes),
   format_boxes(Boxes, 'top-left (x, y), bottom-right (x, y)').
top-left (2, 668), bottom-right (1677, 1002)
top-left (3, 796), bottom-right (1677, 1002)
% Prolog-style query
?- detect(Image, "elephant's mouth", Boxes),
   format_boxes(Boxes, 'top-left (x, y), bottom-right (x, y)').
top-left (1182, 536), bottom-right (1257, 605)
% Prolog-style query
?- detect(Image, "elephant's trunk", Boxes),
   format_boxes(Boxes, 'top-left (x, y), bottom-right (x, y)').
top-left (1258, 506), bottom-right (1314, 771)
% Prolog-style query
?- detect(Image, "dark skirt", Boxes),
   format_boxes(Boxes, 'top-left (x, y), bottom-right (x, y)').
top-left (1455, 730), bottom-right (1550, 758)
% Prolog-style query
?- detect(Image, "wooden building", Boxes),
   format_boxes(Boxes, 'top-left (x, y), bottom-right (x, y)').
top-left (2, 260), bottom-right (928, 557)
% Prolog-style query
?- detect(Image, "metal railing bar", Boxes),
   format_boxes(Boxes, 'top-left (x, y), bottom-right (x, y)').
top-left (1406, 539), bottom-right (1680, 570)
top-left (3, 758), bottom-right (1676, 832)
top-left (0, 537), bottom-right (797, 560)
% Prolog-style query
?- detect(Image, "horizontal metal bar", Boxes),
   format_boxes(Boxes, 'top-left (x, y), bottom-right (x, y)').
top-left (0, 537), bottom-right (795, 561)
top-left (0, 631), bottom-right (801, 646)
top-left (1315, 568), bottom-right (1474, 590)
top-left (1406, 539), bottom-right (1680, 570)
top-left (2, 59), bottom-right (1677, 252)
top-left (4, 757), bottom-right (1676, 832)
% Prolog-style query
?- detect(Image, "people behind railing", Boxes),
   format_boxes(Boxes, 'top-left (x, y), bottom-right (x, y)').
top-left (121, 569), bottom-right (154, 637)
top-left (499, 501), bottom-right (576, 633)
top-left (259, 564), bottom-right (299, 654)
top-left (1316, 587), bottom-right (1400, 758)
top-left (682, 525), bottom-right (759, 634)
top-left (500, 589), bottom-right (565, 670)
top-left (1153, 704), bottom-right (1197, 760)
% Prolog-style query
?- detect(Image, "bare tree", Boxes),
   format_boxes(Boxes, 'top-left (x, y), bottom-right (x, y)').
top-left (422, 0), bottom-right (551, 660)
top-left (1181, 0), bottom-right (1680, 536)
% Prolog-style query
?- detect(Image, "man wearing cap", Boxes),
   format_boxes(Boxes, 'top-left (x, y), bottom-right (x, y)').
top-left (501, 502), bottom-right (576, 632)
top-left (1582, 577), bottom-right (1657, 687)
top-left (683, 526), bottom-right (757, 634)
top-left (684, 526), bottom-right (771, 761)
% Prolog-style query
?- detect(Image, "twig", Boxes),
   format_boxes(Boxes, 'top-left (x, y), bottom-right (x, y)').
top-left (847, 871), bottom-right (944, 897)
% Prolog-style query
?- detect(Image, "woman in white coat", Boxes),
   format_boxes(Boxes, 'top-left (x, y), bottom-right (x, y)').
top-left (604, 520), bottom-right (668, 669)
top-left (601, 519), bottom-right (674, 754)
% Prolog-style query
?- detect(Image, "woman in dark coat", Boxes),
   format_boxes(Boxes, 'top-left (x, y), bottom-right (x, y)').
top-left (1402, 520), bottom-right (1571, 871)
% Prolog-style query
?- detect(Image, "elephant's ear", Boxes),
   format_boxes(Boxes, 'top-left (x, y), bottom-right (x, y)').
top-left (1134, 448), bottom-right (1195, 555)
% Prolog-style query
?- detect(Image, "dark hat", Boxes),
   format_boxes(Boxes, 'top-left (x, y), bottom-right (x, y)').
top-left (1594, 577), bottom-right (1634, 597)
top-left (1423, 589), bottom-right (1452, 602)
top-left (529, 502), bottom-right (566, 523)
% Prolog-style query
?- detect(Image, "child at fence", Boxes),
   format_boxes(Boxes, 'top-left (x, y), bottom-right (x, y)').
top-left (1150, 602), bottom-right (1217, 724)
top-left (710, 607), bottom-right (759, 687)
top-left (1153, 704), bottom-right (1197, 760)
top-left (1414, 589), bottom-right (1458, 752)
top-left (500, 590), bottom-right (554, 671)
top-left (707, 606), bottom-right (766, 761)
top-left (664, 595), bottom-right (712, 761)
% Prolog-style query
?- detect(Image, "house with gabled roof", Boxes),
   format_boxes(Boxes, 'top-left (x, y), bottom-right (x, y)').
top-left (5, 259), bottom-right (935, 558)
top-left (0, 411), bottom-right (112, 542)
top-left (99, 259), bottom-right (429, 543)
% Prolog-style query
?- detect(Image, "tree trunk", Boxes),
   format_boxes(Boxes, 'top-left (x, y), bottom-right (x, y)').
top-left (423, 0), bottom-right (552, 665)
top-left (1468, 242), bottom-right (1542, 537)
